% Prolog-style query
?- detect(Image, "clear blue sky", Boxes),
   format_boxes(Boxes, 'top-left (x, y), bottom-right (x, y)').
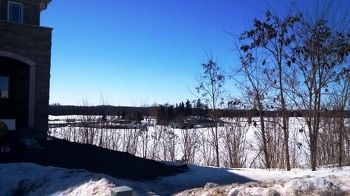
top-left (40, 0), bottom-right (348, 106)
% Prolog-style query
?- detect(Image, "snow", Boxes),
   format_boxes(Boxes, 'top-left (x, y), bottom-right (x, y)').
top-left (0, 163), bottom-right (116, 196)
top-left (48, 115), bottom-right (314, 168)
top-left (176, 165), bottom-right (350, 195)
top-left (2, 162), bottom-right (350, 195)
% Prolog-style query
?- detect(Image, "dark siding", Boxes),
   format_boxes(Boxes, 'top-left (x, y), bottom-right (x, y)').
top-left (23, 2), bottom-right (40, 25)
top-left (0, 0), bottom-right (7, 20)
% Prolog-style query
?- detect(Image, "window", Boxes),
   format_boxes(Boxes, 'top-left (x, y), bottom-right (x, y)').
top-left (0, 76), bottom-right (9, 99)
top-left (8, 1), bottom-right (23, 24)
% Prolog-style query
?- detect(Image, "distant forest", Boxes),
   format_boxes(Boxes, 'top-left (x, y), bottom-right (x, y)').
top-left (49, 99), bottom-right (209, 123)
top-left (49, 101), bottom-right (350, 122)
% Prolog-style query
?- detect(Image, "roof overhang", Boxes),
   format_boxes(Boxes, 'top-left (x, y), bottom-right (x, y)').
top-left (39, 0), bottom-right (51, 11)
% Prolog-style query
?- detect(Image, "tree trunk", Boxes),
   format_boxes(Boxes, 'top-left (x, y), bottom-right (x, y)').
top-left (215, 123), bottom-right (220, 167)
top-left (259, 109), bottom-right (270, 169)
top-left (310, 133), bottom-right (318, 171)
top-left (309, 111), bottom-right (320, 171)
top-left (339, 117), bottom-right (344, 167)
top-left (282, 116), bottom-right (291, 170)
top-left (276, 50), bottom-right (291, 171)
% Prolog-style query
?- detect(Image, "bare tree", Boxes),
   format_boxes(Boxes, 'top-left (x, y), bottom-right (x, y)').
top-left (290, 16), bottom-right (350, 170)
top-left (330, 68), bottom-right (350, 166)
top-left (196, 58), bottom-right (225, 167)
top-left (180, 127), bottom-right (198, 163)
top-left (239, 11), bottom-right (301, 170)
top-left (237, 49), bottom-right (272, 169)
top-left (221, 118), bottom-right (247, 168)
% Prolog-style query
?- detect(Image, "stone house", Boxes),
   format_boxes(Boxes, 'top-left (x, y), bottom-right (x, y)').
top-left (0, 0), bottom-right (52, 139)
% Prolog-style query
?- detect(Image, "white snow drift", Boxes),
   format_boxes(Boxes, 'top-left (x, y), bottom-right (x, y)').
top-left (1, 162), bottom-right (350, 195)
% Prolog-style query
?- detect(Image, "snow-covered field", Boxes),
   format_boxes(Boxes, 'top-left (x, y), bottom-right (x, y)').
top-left (49, 115), bottom-right (314, 168)
top-left (1, 162), bottom-right (350, 196)
top-left (42, 115), bottom-right (350, 195)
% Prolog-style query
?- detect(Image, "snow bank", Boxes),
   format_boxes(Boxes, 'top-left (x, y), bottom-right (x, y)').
top-left (225, 176), bottom-right (347, 196)
top-left (0, 163), bottom-right (117, 196)
top-left (176, 166), bottom-right (350, 196)
top-left (2, 162), bottom-right (350, 195)
top-left (282, 176), bottom-right (343, 195)
top-left (59, 178), bottom-right (114, 196)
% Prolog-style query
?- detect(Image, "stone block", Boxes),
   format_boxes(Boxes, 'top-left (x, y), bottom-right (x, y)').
top-left (110, 186), bottom-right (134, 196)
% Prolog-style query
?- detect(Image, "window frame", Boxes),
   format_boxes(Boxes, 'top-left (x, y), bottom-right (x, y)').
top-left (7, 1), bottom-right (23, 24)
top-left (0, 75), bottom-right (10, 99)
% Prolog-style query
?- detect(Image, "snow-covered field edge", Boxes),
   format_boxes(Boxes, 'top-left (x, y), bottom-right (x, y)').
top-left (176, 165), bottom-right (350, 196)
top-left (49, 116), bottom-right (316, 168)
top-left (2, 162), bottom-right (350, 196)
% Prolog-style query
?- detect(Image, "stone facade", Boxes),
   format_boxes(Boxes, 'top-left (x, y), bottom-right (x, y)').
top-left (0, 0), bottom-right (52, 139)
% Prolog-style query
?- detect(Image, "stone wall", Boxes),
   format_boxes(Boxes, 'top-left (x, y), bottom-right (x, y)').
top-left (0, 20), bottom-right (52, 139)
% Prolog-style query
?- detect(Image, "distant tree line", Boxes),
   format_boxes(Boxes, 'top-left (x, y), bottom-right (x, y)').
top-left (49, 99), bottom-right (210, 124)
top-left (155, 99), bottom-right (209, 125)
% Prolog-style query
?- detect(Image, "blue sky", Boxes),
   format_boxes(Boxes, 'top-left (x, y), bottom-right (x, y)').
top-left (40, 0), bottom-right (348, 106)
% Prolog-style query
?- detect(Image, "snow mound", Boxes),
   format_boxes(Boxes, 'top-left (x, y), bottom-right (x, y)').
top-left (177, 169), bottom-right (350, 196)
top-left (281, 176), bottom-right (343, 195)
top-left (2, 162), bottom-right (350, 195)
top-left (218, 176), bottom-right (347, 196)
top-left (0, 163), bottom-right (117, 196)
top-left (59, 178), bottom-right (114, 196)
top-left (226, 177), bottom-right (345, 196)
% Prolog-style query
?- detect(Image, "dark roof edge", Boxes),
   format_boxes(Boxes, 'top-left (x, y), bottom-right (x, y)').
top-left (40, 0), bottom-right (51, 11)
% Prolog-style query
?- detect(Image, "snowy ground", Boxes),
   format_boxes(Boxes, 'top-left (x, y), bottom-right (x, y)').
top-left (1, 162), bottom-right (350, 196)
top-left (175, 165), bottom-right (350, 196)
top-left (0, 163), bottom-right (115, 196)
top-left (49, 116), bottom-right (313, 168)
